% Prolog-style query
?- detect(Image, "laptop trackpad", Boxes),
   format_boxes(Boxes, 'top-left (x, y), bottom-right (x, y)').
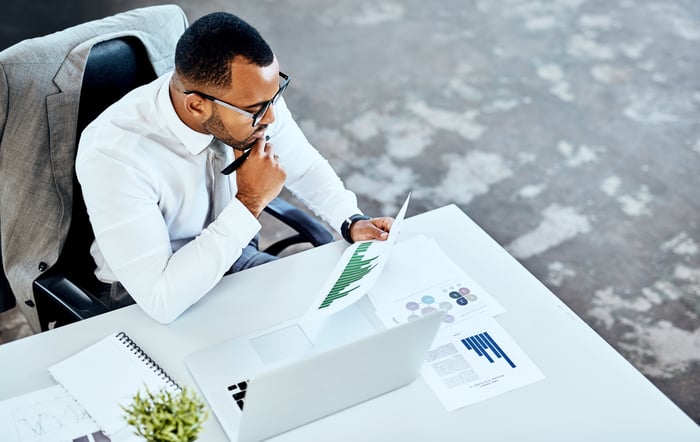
top-left (249, 325), bottom-right (314, 365)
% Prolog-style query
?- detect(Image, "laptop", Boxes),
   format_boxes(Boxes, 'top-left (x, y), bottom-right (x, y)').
top-left (185, 305), bottom-right (444, 441)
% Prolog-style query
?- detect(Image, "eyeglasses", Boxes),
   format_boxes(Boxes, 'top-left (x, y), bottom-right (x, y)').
top-left (183, 72), bottom-right (290, 127)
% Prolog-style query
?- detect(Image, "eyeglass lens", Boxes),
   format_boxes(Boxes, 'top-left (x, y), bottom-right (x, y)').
top-left (252, 75), bottom-right (289, 127)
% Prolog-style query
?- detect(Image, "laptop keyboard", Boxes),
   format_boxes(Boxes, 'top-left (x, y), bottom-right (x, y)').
top-left (227, 380), bottom-right (250, 410)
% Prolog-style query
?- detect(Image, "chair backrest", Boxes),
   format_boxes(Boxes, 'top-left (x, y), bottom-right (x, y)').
top-left (0, 5), bottom-right (186, 332)
top-left (52, 37), bottom-right (158, 294)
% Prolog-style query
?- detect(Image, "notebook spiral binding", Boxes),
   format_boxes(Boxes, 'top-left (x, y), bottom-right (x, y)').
top-left (116, 331), bottom-right (181, 391)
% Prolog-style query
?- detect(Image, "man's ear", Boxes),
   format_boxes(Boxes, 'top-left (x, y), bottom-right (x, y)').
top-left (184, 93), bottom-right (212, 120)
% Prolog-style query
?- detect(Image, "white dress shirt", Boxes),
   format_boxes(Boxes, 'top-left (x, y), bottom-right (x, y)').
top-left (76, 72), bottom-right (360, 323)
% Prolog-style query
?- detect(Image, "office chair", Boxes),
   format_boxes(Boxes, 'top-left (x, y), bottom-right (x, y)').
top-left (1, 18), bottom-right (333, 331)
top-left (0, 5), bottom-right (187, 332)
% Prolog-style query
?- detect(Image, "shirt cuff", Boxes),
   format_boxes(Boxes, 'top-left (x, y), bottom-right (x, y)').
top-left (328, 204), bottom-right (364, 235)
top-left (209, 198), bottom-right (262, 246)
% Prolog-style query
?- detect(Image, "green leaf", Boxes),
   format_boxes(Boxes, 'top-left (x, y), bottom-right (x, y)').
top-left (122, 386), bottom-right (209, 441)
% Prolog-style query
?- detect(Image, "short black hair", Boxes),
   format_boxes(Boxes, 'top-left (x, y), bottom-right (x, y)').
top-left (175, 12), bottom-right (274, 89)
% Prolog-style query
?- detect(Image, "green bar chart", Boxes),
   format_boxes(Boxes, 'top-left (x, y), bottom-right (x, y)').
top-left (318, 242), bottom-right (378, 309)
top-left (303, 194), bottom-right (410, 320)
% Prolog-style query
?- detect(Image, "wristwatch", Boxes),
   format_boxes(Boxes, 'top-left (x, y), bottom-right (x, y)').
top-left (341, 214), bottom-right (371, 243)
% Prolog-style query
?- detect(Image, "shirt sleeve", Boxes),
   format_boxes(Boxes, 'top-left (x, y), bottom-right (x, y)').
top-left (269, 97), bottom-right (362, 231)
top-left (76, 133), bottom-right (261, 324)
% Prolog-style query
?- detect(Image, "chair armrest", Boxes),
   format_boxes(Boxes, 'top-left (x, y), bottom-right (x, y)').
top-left (263, 197), bottom-right (335, 255)
top-left (33, 274), bottom-right (109, 330)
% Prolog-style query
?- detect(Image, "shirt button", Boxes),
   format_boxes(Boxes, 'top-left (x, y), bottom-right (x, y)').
top-left (38, 262), bottom-right (48, 272)
top-left (24, 299), bottom-right (35, 307)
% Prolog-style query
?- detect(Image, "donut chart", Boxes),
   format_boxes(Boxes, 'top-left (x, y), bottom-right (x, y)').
top-left (403, 283), bottom-right (479, 323)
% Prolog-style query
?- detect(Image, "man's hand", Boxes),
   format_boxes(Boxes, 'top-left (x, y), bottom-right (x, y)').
top-left (350, 217), bottom-right (394, 242)
top-left (235, 138), bottom-right (286, 217)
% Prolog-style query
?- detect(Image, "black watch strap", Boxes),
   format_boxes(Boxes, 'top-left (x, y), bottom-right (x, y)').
top-left (341, 214), bottom-right (371, 243)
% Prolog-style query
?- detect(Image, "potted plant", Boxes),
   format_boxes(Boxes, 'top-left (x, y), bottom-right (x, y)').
top-left (122, 386), bottom-right (209, 441)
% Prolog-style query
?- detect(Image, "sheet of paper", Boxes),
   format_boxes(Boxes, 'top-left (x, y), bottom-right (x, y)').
top-left (368, 236), bottom-right (543, 410)
top-left (421, 316), bottom-right (545, 411)
top-left (0, 385), bottom-right (138, 442)
top-left (302, 194), bottom-right (410, 321)
top-left (368, 235), bottom-right (506, 329)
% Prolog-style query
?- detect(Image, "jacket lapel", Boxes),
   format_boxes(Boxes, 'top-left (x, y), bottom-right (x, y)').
top-left (46, 41), bottom-right (92, 247)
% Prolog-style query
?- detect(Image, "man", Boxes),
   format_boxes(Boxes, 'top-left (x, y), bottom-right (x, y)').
top-left (76, 12), bottom-right (392, 324)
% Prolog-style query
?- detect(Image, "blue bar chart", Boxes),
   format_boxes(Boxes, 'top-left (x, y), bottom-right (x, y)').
top-left (461, 332), bottom-right (516, 368)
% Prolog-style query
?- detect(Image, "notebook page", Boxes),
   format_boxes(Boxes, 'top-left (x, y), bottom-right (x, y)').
top-left (49, 332), bottom-right (179, 436)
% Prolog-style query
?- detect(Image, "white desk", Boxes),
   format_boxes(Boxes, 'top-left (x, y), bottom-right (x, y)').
top-left (1, 205), bottom-right (698, 441)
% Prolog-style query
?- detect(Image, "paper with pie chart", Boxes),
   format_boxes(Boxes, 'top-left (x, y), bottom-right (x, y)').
top-left (303, 194), bottom-right (410, 321)
top-left (368, 235), bottom-right (506, 329)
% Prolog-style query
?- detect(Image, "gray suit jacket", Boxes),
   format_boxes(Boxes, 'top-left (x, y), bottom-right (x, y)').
top-left (0, 5), bottom-right (187, 332)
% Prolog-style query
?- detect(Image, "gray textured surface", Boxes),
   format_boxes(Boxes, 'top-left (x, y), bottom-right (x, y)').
top-left (1, 0), bottom-right (699, 425)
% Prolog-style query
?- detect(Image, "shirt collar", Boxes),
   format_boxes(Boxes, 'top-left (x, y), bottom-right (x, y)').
top-left (157, 72), bottom-right (213, 156)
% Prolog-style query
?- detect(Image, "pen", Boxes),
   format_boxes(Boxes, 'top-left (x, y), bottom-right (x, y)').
top-left (221, 135), bottom-right (269, 175)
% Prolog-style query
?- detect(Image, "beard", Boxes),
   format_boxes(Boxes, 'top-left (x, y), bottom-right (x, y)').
top-left (202, 107), bottom-right (262, 151)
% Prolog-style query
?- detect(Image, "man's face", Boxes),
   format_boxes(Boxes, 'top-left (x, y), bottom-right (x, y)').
top-left (202, 57), bottom-right (281, 150)
top-left (201, 105), bottom-right (262, 151)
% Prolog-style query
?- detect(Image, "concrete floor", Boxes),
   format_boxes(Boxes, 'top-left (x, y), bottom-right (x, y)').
top-left (1, 0), bottom-right (699, 426)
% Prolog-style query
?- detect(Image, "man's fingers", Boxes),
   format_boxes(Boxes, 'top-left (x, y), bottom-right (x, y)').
top-left (367, 224), bottom-right (388, 240)
top-left (366, 217), bottom-right (393, 238)
top-left (351, 217), bottom-right (394, 242)
top-left (373, 217), bottom-right (394, 233)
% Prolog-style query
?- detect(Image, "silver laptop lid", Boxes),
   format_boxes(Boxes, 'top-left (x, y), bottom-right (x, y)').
top-left (238, 310), bottom-right (445, 441)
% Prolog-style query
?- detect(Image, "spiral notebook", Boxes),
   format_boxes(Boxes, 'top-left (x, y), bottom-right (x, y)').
top-left (49, 332), bottom-right (180, 437)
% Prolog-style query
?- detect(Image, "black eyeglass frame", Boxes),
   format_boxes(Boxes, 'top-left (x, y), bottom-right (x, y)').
top-left (183, 72), bottom-right (290, 127)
